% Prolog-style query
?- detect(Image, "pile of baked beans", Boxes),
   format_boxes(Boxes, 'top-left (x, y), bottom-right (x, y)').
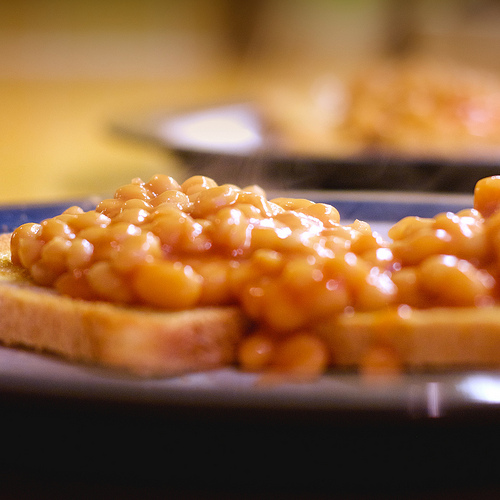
top-left (342, 59), bottom-right (500, 156)
top-left (10, 174), bottom-right (500, 375)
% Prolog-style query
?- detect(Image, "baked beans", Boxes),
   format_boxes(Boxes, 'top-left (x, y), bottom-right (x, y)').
top-left (10, 174), bottom-right (500, 375)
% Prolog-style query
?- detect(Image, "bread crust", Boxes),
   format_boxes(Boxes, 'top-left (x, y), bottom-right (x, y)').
top-left (0, 233), bottom-right (247, 376)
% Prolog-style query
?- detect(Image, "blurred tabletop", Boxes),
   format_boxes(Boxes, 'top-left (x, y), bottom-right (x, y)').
top-left (0, 0), bottom-right (260, 205)
top-left (0, 75), bottom-right (245, 205)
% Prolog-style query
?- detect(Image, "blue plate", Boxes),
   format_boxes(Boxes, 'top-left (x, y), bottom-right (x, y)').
top-left (1, 192), bottom-right (500, 423)
top-left (0, 198), bottom-right (98, 233)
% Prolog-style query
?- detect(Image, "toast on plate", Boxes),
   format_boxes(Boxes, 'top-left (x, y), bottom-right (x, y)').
top-left (3, 173), bottom-right (500, 377)
top-left (0, 233), bottom-right (246, 376)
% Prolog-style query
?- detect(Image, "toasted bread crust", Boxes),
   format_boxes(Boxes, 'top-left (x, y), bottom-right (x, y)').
top-left (0, 233), bottom-right (247, 376)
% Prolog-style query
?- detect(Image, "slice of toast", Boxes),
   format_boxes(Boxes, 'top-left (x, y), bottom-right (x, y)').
top-left (316, 306), bottom-right (500, 370)
top-left (0, 233), bottom-right (247, 376)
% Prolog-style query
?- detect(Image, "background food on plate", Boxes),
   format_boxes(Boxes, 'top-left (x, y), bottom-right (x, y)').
top-left (260, 58), bottom-right (500, 160)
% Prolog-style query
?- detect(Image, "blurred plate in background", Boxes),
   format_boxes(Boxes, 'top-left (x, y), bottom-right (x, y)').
top-left (111, 102), bottom-right (500, 193)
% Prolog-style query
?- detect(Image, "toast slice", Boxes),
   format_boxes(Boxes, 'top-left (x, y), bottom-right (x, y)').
top-left (0, 233), bottom-right (247, 376)
top-left (315, 306), bottom-right (500, 370)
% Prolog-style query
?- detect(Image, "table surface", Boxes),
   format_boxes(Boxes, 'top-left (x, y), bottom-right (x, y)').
top-left (0, 74), bottom-right (248, 205)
